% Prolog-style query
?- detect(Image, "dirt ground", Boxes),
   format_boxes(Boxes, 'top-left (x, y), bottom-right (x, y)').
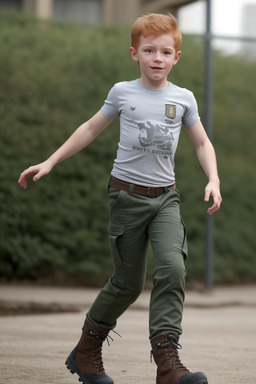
top-left (0, 284), bottom-right (256, 384)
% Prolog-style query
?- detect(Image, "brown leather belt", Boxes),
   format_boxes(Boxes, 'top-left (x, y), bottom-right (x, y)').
top-left (110, 176), bottom-right (176, 198)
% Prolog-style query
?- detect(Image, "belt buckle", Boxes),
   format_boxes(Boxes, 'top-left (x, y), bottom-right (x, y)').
top-left (147, 187), bottom-right (152, 197)
top-left (147, 187), bottom-right (156, 197)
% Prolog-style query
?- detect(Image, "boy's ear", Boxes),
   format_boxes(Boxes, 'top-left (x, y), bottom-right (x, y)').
top-left (130, 46), bottom-right (139, 62)
top-left (174, 51), bottom-right (182, 65)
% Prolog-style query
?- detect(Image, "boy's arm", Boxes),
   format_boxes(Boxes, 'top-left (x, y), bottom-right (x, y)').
top-left (18, 111), bottom-right (112, 189)
top-left (186, 121), bottom-right (222, 214)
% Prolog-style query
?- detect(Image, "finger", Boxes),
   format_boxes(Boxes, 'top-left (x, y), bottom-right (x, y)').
top-left (204, 189), bottom-right (210, 202)
top-left (18, 168), bottom-right (37, 188)
top-left (18, 178), bottom-right (27, 189)
top-left (207, 196), bottom-right (222, 214)
top-left (33, 172), bottom-right (41, 182)
top-left (32, 168), bottom-right (47, 182)
top-left (18, 173), bottom-right (26, 188)
top-left (18, 173), bottom-right (30, 189)
top-left (207, 204), bottom-right (217, 215)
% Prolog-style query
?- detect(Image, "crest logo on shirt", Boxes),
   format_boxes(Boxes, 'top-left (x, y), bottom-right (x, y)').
top-left (165, 104), bottom-right (176, 119)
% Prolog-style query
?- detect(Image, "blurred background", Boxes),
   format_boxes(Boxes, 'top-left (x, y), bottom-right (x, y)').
top-left (0, 0), bottom-right (255, 288)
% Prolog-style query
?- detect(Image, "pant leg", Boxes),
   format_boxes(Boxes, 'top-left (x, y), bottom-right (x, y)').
top-left (148, 190), bottom-right (187, 339)
top-left (88, 186), bottom-right (152, 329)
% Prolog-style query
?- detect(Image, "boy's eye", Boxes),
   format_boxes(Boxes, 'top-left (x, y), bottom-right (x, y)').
top-left (164, 51), bottom-right (172, 55)
top-left (145, 49), bottom-right (152, 53)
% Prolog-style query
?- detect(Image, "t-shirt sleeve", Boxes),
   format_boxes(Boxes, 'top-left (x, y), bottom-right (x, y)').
top-left (101, 85), bottom-right (119, 121)
top-left (182, 91), bottom-right (200, 127)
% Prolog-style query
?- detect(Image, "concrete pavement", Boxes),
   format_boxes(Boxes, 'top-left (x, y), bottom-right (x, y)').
top-left (1, 283), bottom-right (256, 312)
top-left (0, 284), bottom-right (256, 384)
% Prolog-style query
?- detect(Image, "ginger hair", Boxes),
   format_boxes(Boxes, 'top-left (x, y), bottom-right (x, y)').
top-left (131, 13), bottom-right (182, 52)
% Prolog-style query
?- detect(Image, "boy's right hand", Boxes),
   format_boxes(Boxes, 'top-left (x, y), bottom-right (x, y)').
top-left (18, 160), bottom-right (53, 189)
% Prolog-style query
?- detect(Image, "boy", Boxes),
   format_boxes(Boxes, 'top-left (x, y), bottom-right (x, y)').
top-left (19, 13), bottom-right (221, 384)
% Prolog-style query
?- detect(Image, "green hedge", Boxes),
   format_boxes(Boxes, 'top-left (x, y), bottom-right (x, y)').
top-left (0, 11), bottom-right (255, 286)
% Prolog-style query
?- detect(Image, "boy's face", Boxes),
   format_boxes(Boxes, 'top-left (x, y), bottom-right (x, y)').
top-left (130, 33), bottom-right (181, 89)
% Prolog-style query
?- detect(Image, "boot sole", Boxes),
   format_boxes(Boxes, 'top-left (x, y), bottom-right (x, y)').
top-left (157, 380), bottom-right (208, 384)
top-left (156, 372), bottom-right (208, 384)
top-left (65, 355), bottom-right (86, 383)
top-left (179, 372), bottom-right (208, 384)
top-left (65, 349), bottom-right (114, 384)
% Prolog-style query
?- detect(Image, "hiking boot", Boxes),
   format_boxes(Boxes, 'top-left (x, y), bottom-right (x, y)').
top-left (65, 318), bottom-right (114, 384)
top-left (151, 332), bottom-right (208, 384)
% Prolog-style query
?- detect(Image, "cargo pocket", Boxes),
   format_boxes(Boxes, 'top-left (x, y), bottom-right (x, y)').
top-left (181, 217), bottom-right (188, 259)
top-left (108, 222), bottom-right (125, 266)
top-left (172, 217), bottom-right (188, 260)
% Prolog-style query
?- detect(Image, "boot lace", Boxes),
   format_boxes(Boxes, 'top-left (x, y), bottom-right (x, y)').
top-left (151, 333), bottom-right (189, 374)
top-left (87, 329), bottom-right (121, 372)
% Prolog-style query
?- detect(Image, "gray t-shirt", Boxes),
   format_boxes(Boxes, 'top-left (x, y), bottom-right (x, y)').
top-left (101, 79), bottom-right (200, 187)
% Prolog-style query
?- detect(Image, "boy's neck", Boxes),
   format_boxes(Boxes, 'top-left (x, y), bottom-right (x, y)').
top-left (138, 77), bottom-right (170, 90)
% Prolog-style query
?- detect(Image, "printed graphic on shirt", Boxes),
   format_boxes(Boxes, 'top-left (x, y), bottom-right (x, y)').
top-left (132, 119), bottom-right (175, 160)
top-left (138, 121), bottom-right (174, 150)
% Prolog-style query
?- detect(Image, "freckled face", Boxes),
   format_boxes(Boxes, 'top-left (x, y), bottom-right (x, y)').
top-left (130, 33), bottom-right (181, 89)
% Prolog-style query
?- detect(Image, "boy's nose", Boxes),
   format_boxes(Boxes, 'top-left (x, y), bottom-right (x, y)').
top-left (153, 52), bottom-right (162, 62)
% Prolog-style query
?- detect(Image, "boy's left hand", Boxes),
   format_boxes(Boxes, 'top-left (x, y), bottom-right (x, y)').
top-left (204, 181), bottom-right (222, 215)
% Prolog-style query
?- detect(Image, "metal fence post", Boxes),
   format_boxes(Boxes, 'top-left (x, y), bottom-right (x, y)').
top-left (204, 0), bottom-right (214, 290)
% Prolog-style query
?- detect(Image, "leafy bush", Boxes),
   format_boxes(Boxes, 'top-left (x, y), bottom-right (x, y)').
top-left (0, 11), bottom-right (255, 286)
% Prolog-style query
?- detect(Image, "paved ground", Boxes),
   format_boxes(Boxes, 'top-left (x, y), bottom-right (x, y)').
top-left (0, 284), bottom-right (256, 384)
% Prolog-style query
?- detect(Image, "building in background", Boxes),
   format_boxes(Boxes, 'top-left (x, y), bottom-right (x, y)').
top-left (241, 3), bottom-right (256, 59)
top-left (0, 0), bottom-right (197, 23)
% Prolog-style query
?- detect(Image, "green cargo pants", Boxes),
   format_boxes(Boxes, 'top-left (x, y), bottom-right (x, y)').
top-left (87, 184), bottom-right (188, 339)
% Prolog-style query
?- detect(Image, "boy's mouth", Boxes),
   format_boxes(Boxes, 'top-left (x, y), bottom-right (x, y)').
top-left (151, 66), bottom-right (163, 70)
